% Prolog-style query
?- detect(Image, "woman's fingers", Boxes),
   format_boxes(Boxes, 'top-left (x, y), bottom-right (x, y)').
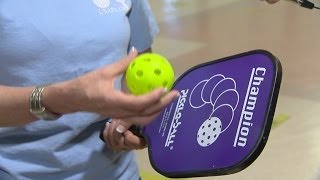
top-left (124, 130), bottom-right (147, 149)
top-left (103, 119), bottom-right (147, 150)
top-left (113, 89), bottom-right (180, 119)
top-left (107, 47), bottom-right (138, 77)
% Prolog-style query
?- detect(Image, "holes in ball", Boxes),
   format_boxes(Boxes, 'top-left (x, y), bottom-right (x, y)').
top-left (130, 62), bottom-right (136, 68)
top-left (144, 58), bottom-right (151, 62)
top-left (154, 68), bottom-right (161, 75)
top-left (163, 81), bottom-right (168, 87)
top-left (136, 70), bottom-right (143, 77)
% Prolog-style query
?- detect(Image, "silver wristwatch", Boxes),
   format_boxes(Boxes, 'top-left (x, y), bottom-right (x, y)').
top-left (29, 86), bottom-right (61, 120)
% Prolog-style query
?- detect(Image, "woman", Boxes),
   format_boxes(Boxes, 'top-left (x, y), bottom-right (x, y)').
top-left (0, 0), bottom-right (179, 179)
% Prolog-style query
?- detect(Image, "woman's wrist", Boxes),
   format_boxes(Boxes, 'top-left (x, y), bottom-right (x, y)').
top-left (41, 81), bottom-right (79, 116)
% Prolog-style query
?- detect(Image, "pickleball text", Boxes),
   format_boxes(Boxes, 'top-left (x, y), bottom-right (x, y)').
top-left (234, 67), bottom-right (266, 147)
top-left (165, 89), bottom-right (189, 149)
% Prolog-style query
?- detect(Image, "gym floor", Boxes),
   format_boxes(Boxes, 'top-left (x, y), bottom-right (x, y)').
top-left (136, 0), bottom-right (320, 179)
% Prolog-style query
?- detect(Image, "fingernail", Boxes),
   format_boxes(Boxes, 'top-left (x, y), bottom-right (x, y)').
top-left (130, 46), bottom-right (137, 54)
top-left (161, 88), bottom-right (168, 95)
top-left (116, 125), bottom-right (125, 134)
top-left (175, 91), bottom-right (180, 97)
top-left (105, 122), bottom-right (110, 130)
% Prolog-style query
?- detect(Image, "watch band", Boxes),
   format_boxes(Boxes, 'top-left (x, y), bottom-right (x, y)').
top-left (29, 86), bottom-right (61, 120)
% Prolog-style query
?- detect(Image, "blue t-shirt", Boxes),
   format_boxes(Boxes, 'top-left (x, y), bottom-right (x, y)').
top-left (0, 0), bottom-right (158, 179)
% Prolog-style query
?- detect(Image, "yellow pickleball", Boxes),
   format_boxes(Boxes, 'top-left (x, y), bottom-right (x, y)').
top-left (125, 53), bottom-right (175, 95)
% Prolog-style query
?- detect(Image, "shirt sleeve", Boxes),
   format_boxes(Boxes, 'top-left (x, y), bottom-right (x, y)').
top-left (128, 0), bottom-right (159, 53)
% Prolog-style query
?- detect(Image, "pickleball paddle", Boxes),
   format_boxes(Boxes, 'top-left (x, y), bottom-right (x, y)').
top-left (100, 49), bottom-right (282, 178)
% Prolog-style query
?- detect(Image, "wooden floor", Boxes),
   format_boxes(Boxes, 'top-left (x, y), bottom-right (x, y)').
top-left (136, 0), bottom-right (320, 179)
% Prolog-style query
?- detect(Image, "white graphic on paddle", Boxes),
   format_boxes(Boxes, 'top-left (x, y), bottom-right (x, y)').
top-left (189, 74), bottom-right (239, 147)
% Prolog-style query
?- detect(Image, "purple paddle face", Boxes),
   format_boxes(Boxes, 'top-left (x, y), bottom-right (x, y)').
top-left (143, 50), bottom-right (282, 178)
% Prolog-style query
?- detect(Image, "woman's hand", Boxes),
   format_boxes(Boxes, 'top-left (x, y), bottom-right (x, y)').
top-left (102, 119), bottom-right (147, 150)
top-left (101, 102), bottom-right (166, 150)
top-left (43, 47), bottom-right (180, 125)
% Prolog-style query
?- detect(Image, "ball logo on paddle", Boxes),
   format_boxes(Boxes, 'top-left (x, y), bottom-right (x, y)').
top-left (189, 75), bottom-right (240, 147)
top-left (126, 53), bottom-right (175, 95)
